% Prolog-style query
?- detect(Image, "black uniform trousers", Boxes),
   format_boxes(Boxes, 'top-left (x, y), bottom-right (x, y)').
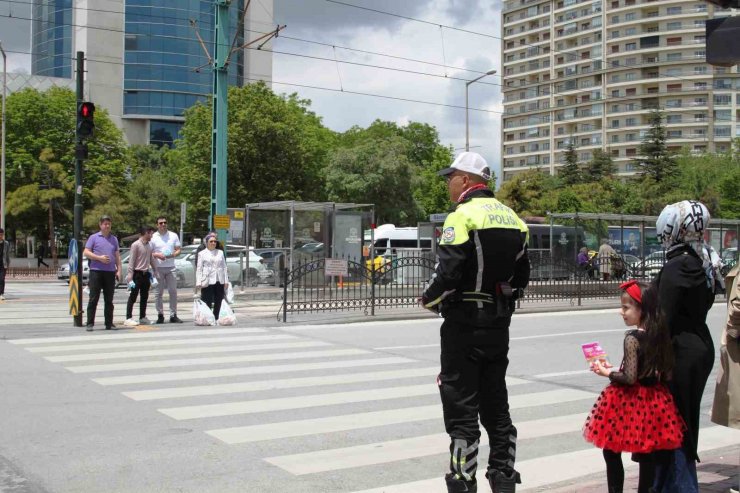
top-left (126, 270), bottom-right (151, 320)
top-left (201, 282), bottom-right (225, 321)
top-left (438, 315), bottom-right (517, 481)
top-left (0, 266), bottom-right (5, 295)
top-left (87, 270), bottom-right (116, 328)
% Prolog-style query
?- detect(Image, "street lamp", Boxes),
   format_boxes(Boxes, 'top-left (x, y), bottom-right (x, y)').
top-left (465, 68), bottom-right (496, 152)
top-left (0, 41), bottom-right (6, 231)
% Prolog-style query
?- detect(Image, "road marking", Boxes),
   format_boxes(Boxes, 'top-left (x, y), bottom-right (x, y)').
top-left (92, 357), bottom-right (416, 386)
top-left (26, 334), bottom-right (298, 353)
top-left (44, 340), bottom-right (331, 362)
top-left (160, 384), bottom-right (438, 420)
top-left (122, 367), bottom-right (441, 401)
top-left (9, 327), bottom-right (267, 345)
top-left (375, 329), bottom-right (625, 350)
top-left (66, 348), bottom-right (370, 373)
top-left (533, 369), bottom-right (590, 378)
top-left (265, 413), bottom-right (587, 475)
top-left (206, 388), bottom-right (594, 444)
top-left (349, 426), bottom-right (739, 493)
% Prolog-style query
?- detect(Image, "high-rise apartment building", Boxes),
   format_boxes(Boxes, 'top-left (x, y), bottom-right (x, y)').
top-left (31, 0), bottom-right (274, 146)
top-left (501, 0), bottom-right (739, 182)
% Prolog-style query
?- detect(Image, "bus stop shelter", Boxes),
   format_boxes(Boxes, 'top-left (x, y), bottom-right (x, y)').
top-left (242, 201), bottom-right (374, 273)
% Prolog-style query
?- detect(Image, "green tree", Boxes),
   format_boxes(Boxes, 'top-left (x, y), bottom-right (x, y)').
top-left (559, 140), bottom-right (581, 185)
top-left (634, 110), bottom-right (676, 182)
top-left (325, 138), bottom-right (421, 224)
top-left (4, 87), bottom-right (129, 240)
top-left (586, 149), bottom-right (615, 181)
top-left (172, 82), bottom-right (336, 231)
top-left (496, 168), bottom-right (558, 217)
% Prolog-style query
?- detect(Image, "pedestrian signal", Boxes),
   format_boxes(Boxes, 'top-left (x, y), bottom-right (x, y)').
top-left (77, 102), bottom-right (95, 139)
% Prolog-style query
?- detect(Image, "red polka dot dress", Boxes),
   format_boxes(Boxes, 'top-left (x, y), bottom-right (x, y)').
top-left (583, 330), bottom-right (685, 454)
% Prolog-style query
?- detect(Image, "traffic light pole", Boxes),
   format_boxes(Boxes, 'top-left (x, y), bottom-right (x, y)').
top-left (210, 1), bottom-right (229, 244)
top-left (73, 51), bottom-right (84, 327)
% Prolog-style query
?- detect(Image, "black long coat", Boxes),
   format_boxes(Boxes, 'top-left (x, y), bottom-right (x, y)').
top-left (655, 244), bottom-right (715, 461)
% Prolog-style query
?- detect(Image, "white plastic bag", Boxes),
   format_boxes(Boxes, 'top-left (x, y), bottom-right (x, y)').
top-left (193, 299), bottom-right (216, 326)
top-left (217, 301), bottom-right (237, 326)
top-left (225, 283), bottom-right (234, 304)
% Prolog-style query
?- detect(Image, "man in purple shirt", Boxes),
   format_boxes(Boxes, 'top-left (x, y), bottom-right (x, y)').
top-left (83, 215), bottom-right (122, 331)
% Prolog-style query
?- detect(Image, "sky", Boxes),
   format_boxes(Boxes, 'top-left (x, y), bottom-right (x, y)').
top-left (0, 0), bottom-right (504, 181)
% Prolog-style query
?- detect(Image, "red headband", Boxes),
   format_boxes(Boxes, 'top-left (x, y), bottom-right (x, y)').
top-left (619, 280), bottom-right (642, 304)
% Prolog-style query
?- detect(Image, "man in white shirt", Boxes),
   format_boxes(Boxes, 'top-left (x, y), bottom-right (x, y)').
top-left (151, 215), bottom-right (183, 323)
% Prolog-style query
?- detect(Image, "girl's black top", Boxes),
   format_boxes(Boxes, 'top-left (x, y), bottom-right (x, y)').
top-left (608, 329), bottom-right (658, 386)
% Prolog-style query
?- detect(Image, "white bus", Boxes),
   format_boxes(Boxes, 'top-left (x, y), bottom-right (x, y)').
top-left (364, 224), bottom-right (433, 256)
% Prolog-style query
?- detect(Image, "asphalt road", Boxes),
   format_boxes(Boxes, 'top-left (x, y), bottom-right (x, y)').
top-left (0, 285), bottom-right (736, 492)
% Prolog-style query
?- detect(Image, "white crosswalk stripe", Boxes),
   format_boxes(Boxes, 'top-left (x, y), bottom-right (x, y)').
top-left (9, 327), bottom-right (739, 493)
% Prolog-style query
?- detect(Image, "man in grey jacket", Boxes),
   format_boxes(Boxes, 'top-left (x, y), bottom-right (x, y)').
top-left (0, 228), bottom-right (10, 300)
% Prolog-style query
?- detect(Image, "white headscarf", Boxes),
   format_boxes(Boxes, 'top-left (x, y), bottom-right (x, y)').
top-left (656, 200), bottom-right (716, 288)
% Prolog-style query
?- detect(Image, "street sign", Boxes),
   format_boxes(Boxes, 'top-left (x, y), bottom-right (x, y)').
top-left (69, 275), bottom-right (80, 316)
top-left (68, 239), bottom-right (80, 316)
top-left (429, 213), bottom-right (448, 222)
top-left (325, 259), bottom-right (348, 277)
top-left (180, 202), bottom-right (186, 222)
top-left (68, 239), bottom-right (78, 274)
top-left (213, 214), bottom-right (230, 229)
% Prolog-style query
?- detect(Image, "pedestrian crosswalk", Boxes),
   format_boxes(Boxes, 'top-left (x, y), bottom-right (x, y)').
top-left (8, 327), bottom-right (739, 492)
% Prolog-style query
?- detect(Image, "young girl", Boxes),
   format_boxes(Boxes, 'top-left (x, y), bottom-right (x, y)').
top-left (583, 280), bottom-right (685, 493)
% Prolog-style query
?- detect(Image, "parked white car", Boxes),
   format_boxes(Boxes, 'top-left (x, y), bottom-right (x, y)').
top-left (58, 260), bottom-right (89, 282)
top-left (173, 245), bottom-right (267, 288)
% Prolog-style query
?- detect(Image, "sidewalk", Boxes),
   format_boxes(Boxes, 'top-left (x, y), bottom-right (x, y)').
top-left (544, 445), bottom-right (738, 492)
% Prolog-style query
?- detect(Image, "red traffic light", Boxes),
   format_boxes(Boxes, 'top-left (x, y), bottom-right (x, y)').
top-left (77, 102), bottom-right (95, 139)
top-left (80, 102), bottom-right (94, 117)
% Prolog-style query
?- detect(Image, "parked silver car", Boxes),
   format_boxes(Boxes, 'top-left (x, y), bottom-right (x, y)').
top-left (58, 259), bottom-right (89, 283)
top-left (173, 245), bottom-right (267, 288)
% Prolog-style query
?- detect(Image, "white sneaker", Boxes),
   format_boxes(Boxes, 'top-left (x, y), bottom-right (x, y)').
top-left (0, 295), bottom-right (5, 300)
top-left (123, 318), bottom-right (139, 327)
top-left (139, 317), bottom-right (151, 325)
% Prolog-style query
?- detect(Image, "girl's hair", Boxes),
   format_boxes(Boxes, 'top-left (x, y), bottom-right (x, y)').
top-left (633, 281), bottom-right (674, 379)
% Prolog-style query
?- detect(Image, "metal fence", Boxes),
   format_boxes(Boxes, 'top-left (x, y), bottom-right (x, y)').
top-left (277, 249), bottom-right (727, 320)
top-left (279, 252), bottom-right (436, 321)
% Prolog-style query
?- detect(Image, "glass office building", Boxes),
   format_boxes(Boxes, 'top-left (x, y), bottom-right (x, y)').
top-left (124, 0), bottom-right (245, 145)
top-left (31, 0), bottom-right (251, 147)
top-left (31, 0), bottom-right (73, 78)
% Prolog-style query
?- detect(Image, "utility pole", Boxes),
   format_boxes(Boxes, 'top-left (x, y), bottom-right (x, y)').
top-left (73, 52), bottom-right (85, 327)
top-left (1, 41), bottom-right (6, 231)
top-left (192, 1), bottom-right (284, 245)
top-left (210, 1), bottom-right (230, 244)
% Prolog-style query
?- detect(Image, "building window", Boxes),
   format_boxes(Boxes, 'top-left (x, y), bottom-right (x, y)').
top-left (625, 43), bottom-right (637, 51)
top-left (666, 115), bottom-right (682, 123)
top-left (625, 117), bottom-right (637, 126)
top-left (666, 22), bottom-right (682, 30)
top-left (666, 6), bottom-right (682, 14)
top-left (667, 83), bottom-right (682, 92)
top-left (714, 94), bottom-right (732, 105)
top-left (666, 37), bottom-right (682, 46)
top-left (149, 120), bottom-right (183, 148)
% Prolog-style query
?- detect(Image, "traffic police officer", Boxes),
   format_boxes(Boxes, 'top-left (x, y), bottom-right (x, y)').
top-left (421, 152), bottom-right (530, 493)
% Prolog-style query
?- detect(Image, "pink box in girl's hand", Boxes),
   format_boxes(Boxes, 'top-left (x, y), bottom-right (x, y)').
top-left (581, 341), bottom-right (609, 367)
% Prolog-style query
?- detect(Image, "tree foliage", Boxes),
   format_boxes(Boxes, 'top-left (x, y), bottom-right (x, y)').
top-left (4, 87), bottom-right (129, 240)
top-left (559, 140), bottom-right (581, 185)
top-left (634, 110), bottom-right (677, 183)
top-left (171, 82), bottom-right (336, 233)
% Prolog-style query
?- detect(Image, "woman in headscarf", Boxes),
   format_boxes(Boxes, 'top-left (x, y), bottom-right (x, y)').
top-left (652, 200), bottom-right (716, 492)
top-left (196, 233), bottom-right (229, 321)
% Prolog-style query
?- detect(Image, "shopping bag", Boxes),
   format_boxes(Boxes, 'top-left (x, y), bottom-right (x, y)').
top-left (193, 299), bottom-right (216, 326)
top-left (225, 283), bottom-right (235, 304)
top-left (217, 301), bottom-right (237, 326)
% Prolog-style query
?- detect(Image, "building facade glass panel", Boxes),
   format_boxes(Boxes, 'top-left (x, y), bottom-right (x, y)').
top-left (31, 0), bottom-right (73, 78)
top-left (123, 0), bottom-right (245, 117)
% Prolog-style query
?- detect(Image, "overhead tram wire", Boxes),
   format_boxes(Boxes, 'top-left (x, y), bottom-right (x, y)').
top-left (6, 40), bottom-right (739, 128)
top-left (0, 0), bottom-right (501, 79)
top-left (324, 0), bottom-right (740, 92)
top-left (9, 0), bottom-right (735, 90)
top-left (5, 7), bottom-right (739, 126)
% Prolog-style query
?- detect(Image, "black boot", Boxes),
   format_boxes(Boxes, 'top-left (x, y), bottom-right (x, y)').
top-left (445, 473), bottom-right (477, 493)
top-left (608, 486), bottom-right (623, 493)
top-left (486, 470), bottom-right (521, 493)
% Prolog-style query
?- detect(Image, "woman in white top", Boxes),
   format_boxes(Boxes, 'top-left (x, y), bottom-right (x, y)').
top-left (196, 234), bottom-right (229, 320)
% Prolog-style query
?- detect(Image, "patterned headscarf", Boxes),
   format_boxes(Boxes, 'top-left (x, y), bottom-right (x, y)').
top-left (656, 200), bottom-right (716, 289)
top-left (656, 200), bottom-right (710, 248)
